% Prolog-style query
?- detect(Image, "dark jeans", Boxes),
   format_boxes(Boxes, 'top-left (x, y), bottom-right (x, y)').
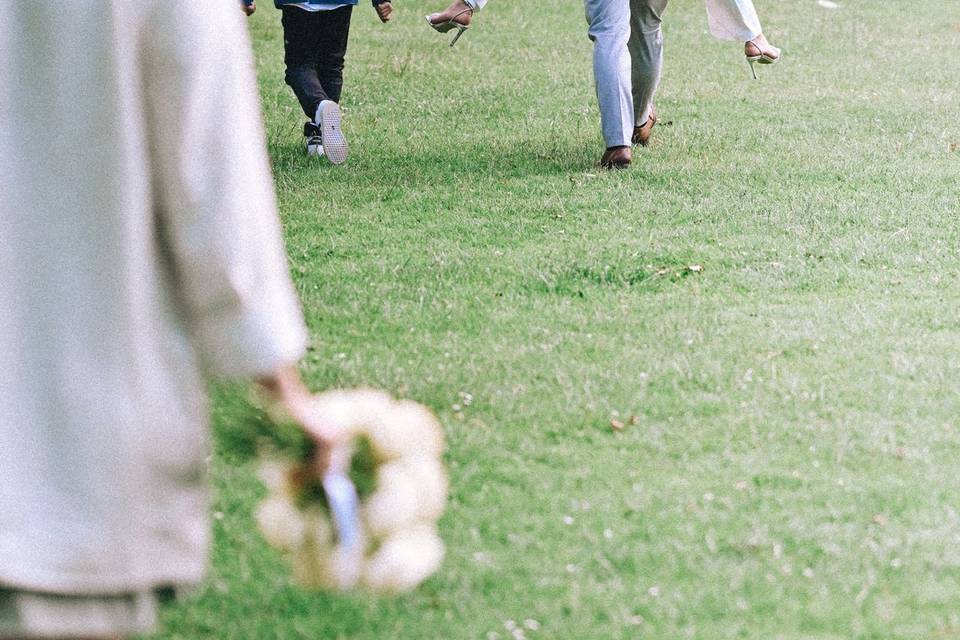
top-left (281, 5), bottom-right (353, 120)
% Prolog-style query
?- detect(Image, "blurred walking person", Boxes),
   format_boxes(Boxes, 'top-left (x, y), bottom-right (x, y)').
top-left (0, 1), bottom-right (335, 638)
top-left (587, 0), bottom-right (672, 168)
top-left (423, 0), bottom-right (780, 163)
top-left (242, 0), bottom-right (395, 163)
top-left (590, 0), bottom-right (781, 165)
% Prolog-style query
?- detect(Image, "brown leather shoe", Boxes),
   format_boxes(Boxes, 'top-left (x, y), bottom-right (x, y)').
top-left (599, 145), bottom-right (632, 169)
top-left (632, 105), bottom-right (657, 147)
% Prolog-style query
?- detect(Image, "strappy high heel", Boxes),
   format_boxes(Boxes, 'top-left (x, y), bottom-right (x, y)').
top-left (745, 35), bottom-right (780, 79)
top-left (425, 8), bottom-right (473, 47)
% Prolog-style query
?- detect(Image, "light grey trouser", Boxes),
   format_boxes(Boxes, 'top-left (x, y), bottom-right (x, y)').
top-left (585, 0), bottom-right (668, 148)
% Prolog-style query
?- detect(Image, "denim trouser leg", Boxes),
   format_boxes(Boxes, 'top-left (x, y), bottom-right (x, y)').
top-left (628, 0), bottom-right (668, 127)
top-left (585, 0), bottom-right (633, 149)
top-left (704, 0), bottom-right (762, 42)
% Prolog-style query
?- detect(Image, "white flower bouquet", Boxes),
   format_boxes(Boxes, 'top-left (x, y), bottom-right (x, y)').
top-left (254, 389), bottom-right (448, 594)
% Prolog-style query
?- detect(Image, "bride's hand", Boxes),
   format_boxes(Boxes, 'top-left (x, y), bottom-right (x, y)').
top-left (256, 365), bottom-right (343, 472)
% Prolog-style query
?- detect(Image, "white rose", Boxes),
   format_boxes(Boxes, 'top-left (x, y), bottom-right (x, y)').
top-left (312, 389), bottom-right (393, 439)
top-left (362, 461), bottom-right (422, 539)
top-left (401, 455), bottom-right (448, 522)
top-left (255, 496), bottom-right (307, 551)
top-left (367, 400), bottom-right (444, 462)
top-left (257, 458), bottom-right (295, 497)
top-left (346, 388), bottom-right (395, 431)
top-left (362, 524), bottom-right (445, 594)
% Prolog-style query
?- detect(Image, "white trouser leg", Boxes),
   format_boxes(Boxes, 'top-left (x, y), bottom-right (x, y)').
top-left (465, 0), bottom-right (487, 10)
top-left (704, 0), bottom-right (762, 42)
top-left (585, 0), bottom-right (633, 148)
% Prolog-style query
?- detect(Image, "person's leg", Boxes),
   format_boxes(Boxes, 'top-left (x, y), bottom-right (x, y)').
top-left (628, 0), bottom-right (668, 143)
top-left (300, 7), bottom-right (351, 164)
top-left (704, 0), bottom-right (761, 42)
top-left (281, 7), bottom-right (329, 119)
top-left (705, 0), bottom-right (779, 77)
top-left (585, 0), bottom-right (633, 159)
top-left (313, 6), bottom-right (353, 104)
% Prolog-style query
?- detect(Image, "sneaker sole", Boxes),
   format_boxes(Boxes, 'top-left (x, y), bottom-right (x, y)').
top-left (318, 102), bottom-right (348, 165)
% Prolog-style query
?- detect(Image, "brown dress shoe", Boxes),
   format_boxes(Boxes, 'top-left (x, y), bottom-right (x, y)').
top-left (599, 145), bottom-right (632, 169)
top-left (631, 105), bottom-right (658, 147)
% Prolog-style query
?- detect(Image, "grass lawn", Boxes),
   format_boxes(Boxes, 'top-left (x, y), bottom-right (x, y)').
top-left (151, 1), bottom-right (960, 638)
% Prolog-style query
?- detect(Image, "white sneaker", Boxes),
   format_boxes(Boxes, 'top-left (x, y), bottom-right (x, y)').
top-left (315, 100), bottom-right (347, 165)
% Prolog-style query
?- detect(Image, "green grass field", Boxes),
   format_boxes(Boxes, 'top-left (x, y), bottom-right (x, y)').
top-left (152, 1), bottom-right (960, 637)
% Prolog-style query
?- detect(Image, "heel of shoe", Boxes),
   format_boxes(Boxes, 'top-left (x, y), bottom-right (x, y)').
top-left (747, 58), bottom-right (758, 80)
top-left (449, 25), bottom-right (468, 46)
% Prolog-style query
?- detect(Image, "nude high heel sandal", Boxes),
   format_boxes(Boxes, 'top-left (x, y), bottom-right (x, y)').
top-left (745, 36), bottom-right (780, 79)
top-left (425, 8), bottom-right (473, 46)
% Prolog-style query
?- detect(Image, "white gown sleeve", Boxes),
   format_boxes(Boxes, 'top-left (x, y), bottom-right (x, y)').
top-left (141, 0), bottom-right (308, 378)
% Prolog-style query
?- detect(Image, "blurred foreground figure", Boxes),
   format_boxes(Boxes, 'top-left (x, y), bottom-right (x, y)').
top-left (0, 1), bottom-right (333, 637)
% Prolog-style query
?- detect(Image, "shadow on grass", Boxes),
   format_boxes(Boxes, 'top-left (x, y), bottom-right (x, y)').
top-left (528, 254), bottom-right (705, 298)
top-left (268, 132), bottom-right (602, 187)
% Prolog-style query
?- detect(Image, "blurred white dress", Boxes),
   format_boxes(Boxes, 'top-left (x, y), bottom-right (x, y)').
top-left (704, 0), bottom-right (763, 41)
top-left (0, 0), bottom-right (306, 603)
